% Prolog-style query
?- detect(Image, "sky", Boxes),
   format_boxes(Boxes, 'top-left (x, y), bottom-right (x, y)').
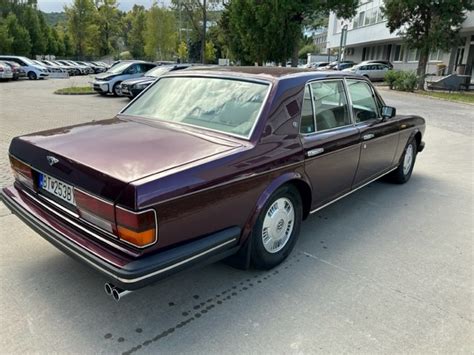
top-left (36, 0), bottom-right (171, 13)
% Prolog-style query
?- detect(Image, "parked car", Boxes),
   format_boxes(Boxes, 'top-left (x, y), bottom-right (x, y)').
top-left (3, 61), bottom-right (26, 80)
top-left (41, 60), bottom-right (74, 76)
top-left (343, 63), bottom-right (391, 81)
top-left (75, 61), bottom-right (106, 74)
top-left (32, 59), bottom-right (65, 75)
top-left (0, 61), bottom-right (13, 80)
top-left (308, 62), bottom-right (329, 69)
top-left (319, 60), bottom-right (356, 71)
top-left (358, 60), bottom-right (394, 69)
top-left (92, 61), bottom-right (156, 96)
top-left (55, 60), bottom-right (87, 75)
top-left (1, 68), bottom-right (426, 301)
top-left (120, 64), bottom-right (190, 99)
top-left (0, 55), bottom-right (49, 80)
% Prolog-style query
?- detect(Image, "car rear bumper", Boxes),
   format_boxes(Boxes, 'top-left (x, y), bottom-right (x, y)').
top-left (1, 185), bottom-right (240, 290)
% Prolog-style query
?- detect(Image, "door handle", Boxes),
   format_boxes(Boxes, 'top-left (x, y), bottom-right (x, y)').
top-left (306, 148), bottom-right (324, 157)
top-left (363, 133), bottom-right (375, 141)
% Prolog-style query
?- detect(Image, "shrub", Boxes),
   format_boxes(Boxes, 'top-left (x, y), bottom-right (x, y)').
top-left (384, 70), bottom-right (399, 89)
top-left (394, 71), bottom-right (418, 92)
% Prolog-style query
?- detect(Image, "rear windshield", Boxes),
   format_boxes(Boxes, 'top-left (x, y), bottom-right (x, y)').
top-left (122, 76), bottom-right (270, 139)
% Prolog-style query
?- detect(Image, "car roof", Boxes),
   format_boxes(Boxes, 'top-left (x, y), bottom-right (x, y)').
top-left (172, 66), bottom-right (359, 83)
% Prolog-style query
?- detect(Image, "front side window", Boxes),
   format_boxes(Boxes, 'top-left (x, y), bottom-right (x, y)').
top-left (346, 79), bottom-right (379, 122)
top-left (122, 77), bottom-right (270, 139)
top-left (310, 80), bottom-right (351, 131)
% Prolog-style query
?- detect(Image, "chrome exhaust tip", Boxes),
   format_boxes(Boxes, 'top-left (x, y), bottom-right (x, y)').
top-left (112, 287), bottom-right (132, 302)
top-left (104, 283), bottom-right (114, 296)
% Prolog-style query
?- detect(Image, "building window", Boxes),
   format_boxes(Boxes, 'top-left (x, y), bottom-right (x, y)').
top-left (429, 50), bottom-right (443, 62)
top-left (393, 45), bottom-right (405, 62)
top-left (353, 11), bottom-right (365, 28)
top-left (407, 48), bottom-right (420, 62)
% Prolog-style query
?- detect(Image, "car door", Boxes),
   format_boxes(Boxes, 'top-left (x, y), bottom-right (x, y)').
top-left (346, 79), bottom-right (400, 187)
top-left (300, 79), bottom-right (361, 209)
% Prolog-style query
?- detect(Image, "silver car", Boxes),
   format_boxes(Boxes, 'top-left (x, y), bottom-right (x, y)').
top-left (0, 61), bottom-right (13, 80)
top-left (343, 63), bottom-right (390, 81)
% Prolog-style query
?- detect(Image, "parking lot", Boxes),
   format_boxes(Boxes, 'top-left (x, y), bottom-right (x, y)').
top-left (0, 77), bottom-right (473, 353)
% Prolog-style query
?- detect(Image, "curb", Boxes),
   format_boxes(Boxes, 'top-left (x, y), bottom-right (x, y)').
top-left (54, 91), bottom-right (96, 95)
top-left (377, 87), bottom-right (474, 106)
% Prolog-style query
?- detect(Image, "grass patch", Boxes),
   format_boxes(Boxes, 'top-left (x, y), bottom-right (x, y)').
top-left (54, 86), bottom-right (95, 95)
top-left (416, 91), bottom-right (474, 104)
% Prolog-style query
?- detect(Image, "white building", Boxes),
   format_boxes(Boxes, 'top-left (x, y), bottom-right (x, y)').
top-left (327, 0), bottom-right (474, 78)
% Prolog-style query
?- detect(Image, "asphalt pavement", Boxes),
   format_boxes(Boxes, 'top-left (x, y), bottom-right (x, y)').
top-left (0, 77), bottom-right (472, 354)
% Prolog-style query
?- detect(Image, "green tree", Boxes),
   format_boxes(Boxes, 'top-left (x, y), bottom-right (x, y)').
top-left (0, 17), bottom-right (13, 53)
top-left (220, 0), bottom-right (357, 66)
top-left (298, 43), bottom-right (318, 59)
top-left (95, 0), bottom-right (121, 56)
top-left (124, 5), bottom-right (146, 58)
top-left (177, 41), bottom-right (188, 62)
top-left (65, 0), bottom-right (98, 58)
top-left (204, 40), bottom-right (216, 63)
top-left (23, 6), bottom-right (47, 56)
top-left (144, 3), bottom-right (176, 60)
top-left (382, 0), bottom-right (474, 89)
top-left (5, 13), bottom-right (31, 56)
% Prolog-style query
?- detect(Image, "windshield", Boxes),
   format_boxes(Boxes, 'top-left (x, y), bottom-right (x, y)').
top-left (145, 66), bottom-right (173, 77)
top-left (122, 77), bottom-right (270, 139)
top-left (107, 62), bottom-right (131, 74)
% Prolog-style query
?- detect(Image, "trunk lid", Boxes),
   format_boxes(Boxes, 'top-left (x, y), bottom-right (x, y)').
top-left (10, 117), bottom-right (241, 202)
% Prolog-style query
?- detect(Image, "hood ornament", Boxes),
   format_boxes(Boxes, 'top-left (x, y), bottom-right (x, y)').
top-left (46, 156), bottom-right (59, 166)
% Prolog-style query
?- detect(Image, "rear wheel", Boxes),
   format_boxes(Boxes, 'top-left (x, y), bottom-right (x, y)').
top-left (27, 71), bottom-right (37, 80)
top-left (387, 138), bottom-right (417, 184)
top-left (251, 185), bottom-right (302, 269)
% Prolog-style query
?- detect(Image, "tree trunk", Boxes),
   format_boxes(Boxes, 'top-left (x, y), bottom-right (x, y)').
top-left (291, 44), bottom-right (299, 67)
top-left (201, 0), bottom-right (207, 64)
top-left (417, 47), bottom-right (430, 90)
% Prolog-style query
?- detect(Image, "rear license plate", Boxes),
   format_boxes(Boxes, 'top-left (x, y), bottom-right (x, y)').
top-left (38, 173), bottom-right (76, 206)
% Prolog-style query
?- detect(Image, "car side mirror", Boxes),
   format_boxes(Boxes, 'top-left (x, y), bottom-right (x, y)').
top-left (381, 106), bottom-right (396, 119)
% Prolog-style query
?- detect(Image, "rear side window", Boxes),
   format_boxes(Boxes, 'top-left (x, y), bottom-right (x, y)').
top-left (300, 85), bottom-right (315, 134)
top-left (310, 80), bottom-right (351, 131)
top-left (346, 79), bottom-right (379, 122)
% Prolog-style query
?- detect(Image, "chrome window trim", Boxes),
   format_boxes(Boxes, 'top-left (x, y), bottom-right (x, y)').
top-left (300, 78), bottom-right (355, 137)
top-left (119, 75), bottom-right (274, 141)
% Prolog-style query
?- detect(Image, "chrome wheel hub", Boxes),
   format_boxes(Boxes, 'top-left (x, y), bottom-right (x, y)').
top-left (262, 197), bottom-right (295, 253)
top-left (403, 144), bottom-right (414, 175)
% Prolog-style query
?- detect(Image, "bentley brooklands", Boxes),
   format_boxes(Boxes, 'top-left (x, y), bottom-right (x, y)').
top-left (1, 68), bottom-right (425, 301)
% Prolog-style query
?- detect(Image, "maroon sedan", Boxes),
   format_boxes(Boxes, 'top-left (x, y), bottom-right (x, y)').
top-left (1, 67), bottom-right (425, 301)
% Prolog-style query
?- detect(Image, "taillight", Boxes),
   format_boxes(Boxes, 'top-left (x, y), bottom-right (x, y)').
top-left (116, 207), bottom-right (157, 247)
top-left (74, 189), bottom-right (115, 233)
top-left (10, 155), bottom-right (34, 189)
top-left (73, 189), bottom-right (157, 247)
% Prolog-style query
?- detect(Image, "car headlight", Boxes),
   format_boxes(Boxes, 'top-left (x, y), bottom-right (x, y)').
top-left (134, 83), bottom-right (150, 90)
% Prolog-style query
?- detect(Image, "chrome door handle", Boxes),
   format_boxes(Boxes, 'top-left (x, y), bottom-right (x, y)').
top-left (363, 133), bottom-right (375, 141)
top-left (306, 148), bottom-right (324, 157)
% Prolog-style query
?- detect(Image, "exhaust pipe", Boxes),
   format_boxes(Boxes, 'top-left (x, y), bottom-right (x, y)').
top-left (112, 287), bottom-right (132, 302)
top-left (104, 283), bottom-right (133, 302)
top-left (104, 283), bottom-right (114, 296)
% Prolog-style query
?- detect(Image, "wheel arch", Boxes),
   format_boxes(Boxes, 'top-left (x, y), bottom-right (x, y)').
top-left (240, 172), bottom-right (312, 245)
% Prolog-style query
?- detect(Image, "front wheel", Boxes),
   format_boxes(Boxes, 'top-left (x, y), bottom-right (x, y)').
top-left (251, 185), bottom-right (302, 269)
top-left (387, 138), bottom-right (417, 184)
top-left (112, 82), bottom-right (122, 96)
top-left (27, 71), bottom-right (37, 80)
